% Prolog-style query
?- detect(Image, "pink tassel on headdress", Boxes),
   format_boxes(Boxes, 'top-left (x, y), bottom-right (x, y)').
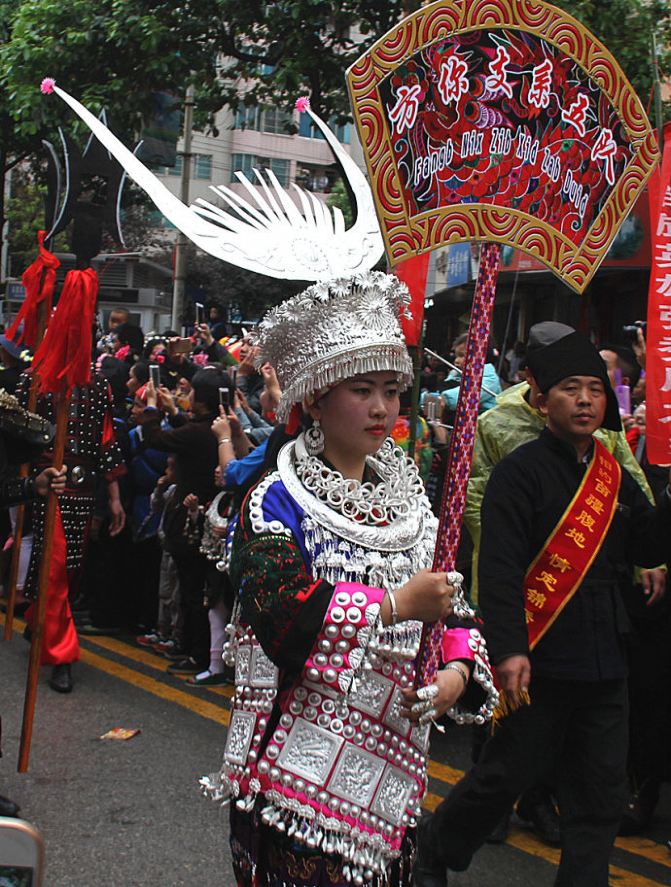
top-left (40, 77), bottom-right (56, 95)
top-left (294, 96), bottom-right (311, 113)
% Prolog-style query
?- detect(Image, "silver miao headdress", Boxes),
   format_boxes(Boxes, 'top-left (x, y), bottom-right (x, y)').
top-left (44, 82), bottom-right (412, 409)
top-left (257, 272), bottom-right (413, 422)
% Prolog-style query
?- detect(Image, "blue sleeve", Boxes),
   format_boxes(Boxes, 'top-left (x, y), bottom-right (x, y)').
top-left (223, 440), bottom-right (269, 489)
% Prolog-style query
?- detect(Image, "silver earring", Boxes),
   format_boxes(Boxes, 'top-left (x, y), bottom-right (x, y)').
top-left (305, 419), bottom-right (325, 456)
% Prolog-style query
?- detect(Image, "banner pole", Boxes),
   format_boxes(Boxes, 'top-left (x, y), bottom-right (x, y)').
top-left (416, 241), bottom-right (501, 686)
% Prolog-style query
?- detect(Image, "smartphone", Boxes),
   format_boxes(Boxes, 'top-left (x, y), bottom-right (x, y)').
top-left (229, 367), bottom-right (238, 387)
top-left (0, 817), bottom-right (44, 886)
top-left (167, 338), bottom-right (193, 356)
top-left (219, 388), bottom-right (230, 410)
top-left (149, 364), bottom-right (161, 389)
top-left (424, 395), bottom-right (440, 423)
top-left (196, 302), bottom-right (205, 326)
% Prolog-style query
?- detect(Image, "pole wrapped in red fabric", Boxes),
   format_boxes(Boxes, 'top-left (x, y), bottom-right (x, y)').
top-left (395, 253), bottom-right (431, 347)
top-left (8, 231), bottom-right (60, 349)
top-left (646, 122), bottom-right (671, 464)
top-left (31, 267), bottom-right (98, 395)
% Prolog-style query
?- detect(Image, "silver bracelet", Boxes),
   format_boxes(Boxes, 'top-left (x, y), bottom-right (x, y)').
top-left (218, 438), bottom-right (232, 445)
top-left (385, 589), bottom-right (398, 627)
top-left (443, 662), bottom-right (468, 689)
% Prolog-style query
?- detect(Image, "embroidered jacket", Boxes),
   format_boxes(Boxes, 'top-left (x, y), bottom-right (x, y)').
top-left (204, 437), bottom-right (496, 883)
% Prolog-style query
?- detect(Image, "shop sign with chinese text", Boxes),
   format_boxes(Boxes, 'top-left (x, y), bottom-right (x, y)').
top-left (347, 0), bottom-right (659, 294)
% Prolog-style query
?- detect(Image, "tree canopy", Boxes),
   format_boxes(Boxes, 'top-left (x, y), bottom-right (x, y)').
top-left (1, 0), bottom-right (668, 307)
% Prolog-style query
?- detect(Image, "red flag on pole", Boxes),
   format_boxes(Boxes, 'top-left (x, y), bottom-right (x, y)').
top-left (646, 122), bottom-right (671, 464)
top-left (31, 268), bottom-right (98, 395)
top-left (395, 252), bottom-right (431, 346)
top-left (8, 231), bottom-right (60, 350)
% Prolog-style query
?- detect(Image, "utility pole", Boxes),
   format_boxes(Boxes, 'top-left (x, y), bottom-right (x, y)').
top-left (171, 84), bottom-right (195, 332)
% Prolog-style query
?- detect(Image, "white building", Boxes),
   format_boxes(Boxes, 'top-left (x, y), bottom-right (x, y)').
top-left (152, 102), bottom-right (361, 229)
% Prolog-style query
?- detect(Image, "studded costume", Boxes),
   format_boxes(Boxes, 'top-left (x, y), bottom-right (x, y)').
top-left (45, 87), bottom-right (498, 885)
top-left (17, 372), bottom-right (125, 665)
top-left (201, 278), bottom-right (497, 886)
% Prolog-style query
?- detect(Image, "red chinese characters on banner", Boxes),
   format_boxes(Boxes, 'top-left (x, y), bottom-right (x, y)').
top-left (646, 123), bottom-right (671, 464)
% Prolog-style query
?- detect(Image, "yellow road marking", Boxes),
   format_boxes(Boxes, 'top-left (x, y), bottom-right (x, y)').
top-left (614, 838), bottom-right (671, 868)
top-left (423, 793), bottom-right (668, 887)
top-left (425, 762), bottom-right (670, 870)
top-left (5, 612), bottom-right (669, 880)
top-left (78, 647), bottom-right (230, 727)
top-left (80, 634), bottom-right (234, 698)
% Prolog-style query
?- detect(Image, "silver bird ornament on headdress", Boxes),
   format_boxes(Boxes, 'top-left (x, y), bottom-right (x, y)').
top-left (41, 80), bottom-right (384, 281)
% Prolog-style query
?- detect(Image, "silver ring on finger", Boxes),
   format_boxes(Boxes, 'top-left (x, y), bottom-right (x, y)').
top-left (416, 683), bottom-right (439, 702)
top-left (411, 699), bottom-right (433, 716)
top-left (418, 707), bottom-right (438, 725)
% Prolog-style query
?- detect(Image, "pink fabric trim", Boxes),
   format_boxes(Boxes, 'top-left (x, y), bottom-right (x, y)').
top-left (441, 626), bottom-right (475, 664)
top-left (302, 582), bottom-right (385, 691)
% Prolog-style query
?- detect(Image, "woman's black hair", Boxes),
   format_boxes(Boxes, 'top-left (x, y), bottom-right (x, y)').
top-left (191, 367), bottom-right (230, 414)
top-left (131, 360), bottom-right (150, 386)
top-left (116, 322), bottom-right (144, 354)
top-left (99, 356), bottom-right (130, 406)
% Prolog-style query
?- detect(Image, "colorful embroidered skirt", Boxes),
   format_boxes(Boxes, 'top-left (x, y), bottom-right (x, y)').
top-left (230, 802), bottom-right (416, 887)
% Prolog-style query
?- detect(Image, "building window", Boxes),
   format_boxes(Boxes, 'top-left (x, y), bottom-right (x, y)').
top-left (231, 154), bottom-right (290, 187)
top-left (166, 154), bottom-right (183, 176)
top-left (235, 106), bottom-right (261, 131)
top-left (261, 107), bottom-right (292, 134)
top-left (295, 165), bottom-right (338, 193)
top-left (194, 154), bottom-right (212, 180)
top-left (298, 113), bottom-right (351, 144)
top-left (235, 105), bottom-right (292, 135)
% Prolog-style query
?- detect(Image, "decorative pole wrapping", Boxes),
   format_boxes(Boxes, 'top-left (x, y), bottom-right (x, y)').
top-left (18, 267), bottom-right (98, 772)
top-left (3, 234), bottom-right (60, 642)
top-left (415, 242), bottom-right (501, 686)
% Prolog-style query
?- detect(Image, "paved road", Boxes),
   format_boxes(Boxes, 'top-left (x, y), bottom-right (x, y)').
top-left (0, 617), bottom-right (669, 887)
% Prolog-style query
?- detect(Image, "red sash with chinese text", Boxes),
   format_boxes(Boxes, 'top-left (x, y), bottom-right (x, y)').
top-left (523, 440), bottom-right (621, 650)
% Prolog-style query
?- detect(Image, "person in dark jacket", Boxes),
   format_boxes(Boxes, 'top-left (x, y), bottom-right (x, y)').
top-left (140, 368), bottom-right (228, 675)
top-left (415, 332), bottom-right (671, 887)
top-left (0, 389), bottom-right (65, 816)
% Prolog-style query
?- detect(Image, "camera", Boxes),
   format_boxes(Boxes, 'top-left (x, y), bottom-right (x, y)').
top-left (622, 321), bottom-right (646, 344)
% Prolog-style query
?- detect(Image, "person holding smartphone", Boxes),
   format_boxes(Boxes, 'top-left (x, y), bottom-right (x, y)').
top-left (140, 368), bottom-right (230, 676)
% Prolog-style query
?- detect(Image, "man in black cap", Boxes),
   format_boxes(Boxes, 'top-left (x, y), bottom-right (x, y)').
top-left (415, 332), bottom-right (671, 887)
top-left (462, 322), bottom-right (662, 845)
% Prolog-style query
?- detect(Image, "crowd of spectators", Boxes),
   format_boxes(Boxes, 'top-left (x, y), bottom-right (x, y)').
top-left (1, 308), bottom-right (666, 843)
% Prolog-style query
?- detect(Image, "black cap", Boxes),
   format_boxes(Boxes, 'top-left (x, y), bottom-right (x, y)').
top-left (531, 331), bottom-right (621, 431)
top-left (524, 322), bottom-right (574, 373)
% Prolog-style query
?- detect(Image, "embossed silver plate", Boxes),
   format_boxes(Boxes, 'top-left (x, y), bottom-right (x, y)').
top-left (348, 671), bottom-right (394, 718)
top-left (371, 764), bottom-right (416, 826)
top-left (224, 710), bottom-right (257, 766)
top-left (410, 723), bottom-right (431, 753)
top-left (250, 646), bottom-right (279, 688)
top-left (383, 685), bottom-right (411, 737)
top-left (327, 745), bottom-right (386, 806)
top-left (277, 718), bottom-right (344, 784)
top-left (235, 646), bottom-right (252, 686)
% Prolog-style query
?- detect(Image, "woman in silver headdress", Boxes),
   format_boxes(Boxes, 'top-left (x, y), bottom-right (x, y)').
top-left (40, 82), bottom-right (497, 887)
top-left (203, 273), bottom-right (497, 887)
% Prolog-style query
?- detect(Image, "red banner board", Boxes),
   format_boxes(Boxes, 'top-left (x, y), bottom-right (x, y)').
top-left (347, 0), bottom-right (659, 294)
top-left (646, 123), bottom-right (671, 465)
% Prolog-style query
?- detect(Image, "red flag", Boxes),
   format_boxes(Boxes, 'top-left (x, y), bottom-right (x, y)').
top-left (8, 231), bottom-right (60, 349)
top-left (31, 268), bottom-right (99, 395)
top-left (646, 123), bottom-right (671, 464)
top-left (395, 253), bottom-right (431, 347)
